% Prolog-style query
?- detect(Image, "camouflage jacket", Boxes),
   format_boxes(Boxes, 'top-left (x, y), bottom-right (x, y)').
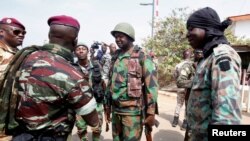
top-left (176, 60), bottom-right (195, 88)
top-left (99, 53), bottom-right (111, 81)
top-left (15, 44), bottom-right (96, 133)
top-left (0, 41), bottom-right (18, 85)
top-left (107, 46), bottom-right (158, 115)
top-left (187, 44), bottom-right (242, 140)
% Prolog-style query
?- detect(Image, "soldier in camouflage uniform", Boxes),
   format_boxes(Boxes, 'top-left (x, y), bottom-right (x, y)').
top-left (0, 17), bottom-right (26, 87)
top-left (172, 50), bottom-right (195, 130)
top-left (0, 17), bottom-right (26, 141)
top-left (99, 43), bottom-right (111, 85)
top-left (186, 7), bottom-right (242, 141)
top-left (12, 15), bottom-right (99, 141)
top-left (74, 43), bottom-right (106, 141)
top-left (105, 22), bottom-right (158, 141)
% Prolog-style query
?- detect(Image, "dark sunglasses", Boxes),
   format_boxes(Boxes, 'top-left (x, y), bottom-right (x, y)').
top-left (12, 29), bottom-right (26, 36)
top-left (2, 28), bottom-right (26, 36)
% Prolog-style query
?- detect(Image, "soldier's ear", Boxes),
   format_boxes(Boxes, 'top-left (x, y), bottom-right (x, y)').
top-left (73, 37), bottom-right (78, 47)
top-left (0, 29), bottom-right (4, 38)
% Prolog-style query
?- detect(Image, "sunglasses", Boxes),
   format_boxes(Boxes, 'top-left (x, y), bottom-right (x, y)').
top-left (2, 28), bottom-right (26, 36)
top-left (12, 29), bottom-right (26, 36)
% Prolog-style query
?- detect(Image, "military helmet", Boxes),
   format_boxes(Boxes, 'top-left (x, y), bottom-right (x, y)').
top-left (111, 22), bottom-right (135, 41)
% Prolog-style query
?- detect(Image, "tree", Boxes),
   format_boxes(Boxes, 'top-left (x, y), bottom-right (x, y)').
top-left (142, 8), bottom-right (191, 87)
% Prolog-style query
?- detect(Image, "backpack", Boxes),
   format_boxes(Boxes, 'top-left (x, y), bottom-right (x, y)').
top-left (0, 45), bottom-right (40, 135)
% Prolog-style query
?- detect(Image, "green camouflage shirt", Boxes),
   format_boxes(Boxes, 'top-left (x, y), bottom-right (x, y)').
top-left (176, 60), bottom-right (195, 88)
top-left (108, 46), bottom-right (158, 115)
top-left (187, 44), bottom-right (242, 140)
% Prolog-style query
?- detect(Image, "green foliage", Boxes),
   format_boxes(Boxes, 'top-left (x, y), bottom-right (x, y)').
top-left (142, 8), bottom-right (191, 87)
top-left (225, 29), bottom-right (250, 46)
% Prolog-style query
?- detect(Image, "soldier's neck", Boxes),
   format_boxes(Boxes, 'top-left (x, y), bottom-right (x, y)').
top-left (78, 58), bottom-right (88, 67)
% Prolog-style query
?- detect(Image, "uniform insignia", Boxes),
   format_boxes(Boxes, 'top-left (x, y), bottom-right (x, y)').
top-left (216, 56), bottom-right (231, 71)
top-left (219, 61), bottom-right (230, 71)
top-left (6, 19), bottom-right (12, 23)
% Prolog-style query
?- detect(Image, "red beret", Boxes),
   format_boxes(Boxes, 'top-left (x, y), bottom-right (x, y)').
top-left (0, 17), bottom-right (25, 30)
top-left (48, 15), bottom-right (80, 31)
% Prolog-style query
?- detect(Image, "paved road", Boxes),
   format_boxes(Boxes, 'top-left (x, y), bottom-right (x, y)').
top-left (71, 90), bottom-right (250, 141)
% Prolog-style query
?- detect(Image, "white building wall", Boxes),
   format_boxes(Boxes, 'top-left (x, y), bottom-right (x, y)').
top-left (234, 20), bottom-right (250, 38)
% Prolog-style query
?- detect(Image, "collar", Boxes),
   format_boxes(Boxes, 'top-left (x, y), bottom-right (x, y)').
top-left (118, 46), bottom-right (134, 60)
top-left (0, 40), bottom-right (18, 54)
top-left (41, 43), bottom-right (74, 63)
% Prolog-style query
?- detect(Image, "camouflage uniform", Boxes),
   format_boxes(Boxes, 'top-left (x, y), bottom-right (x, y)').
top-left (0, 41), bottom-right (17, 141)
top-left (187, 44), bottom-right (242, 141)
top-left (0, 41), bottom-right (18, 85)
top-left (15, 44), bottom-right (97, 138)
top-left (173, 60), bottom-right (194, 117)
top-left (76, 60), bottom-right (105, 141)
top-left (99, 53), bottom-right (111, 85)
top-left (107, 46), bottom-right (158, 141)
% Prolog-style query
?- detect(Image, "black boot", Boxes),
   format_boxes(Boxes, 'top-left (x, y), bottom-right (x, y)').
top-left (172, 116), bottom-right (179, 127)
top-left (181, 119), bottom-right (187, 130)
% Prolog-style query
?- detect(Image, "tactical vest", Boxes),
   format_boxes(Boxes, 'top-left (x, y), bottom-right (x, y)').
top-left (0, 46), bottom-right (40, 135)
top-left (109, 46), bottom-right (144, 98)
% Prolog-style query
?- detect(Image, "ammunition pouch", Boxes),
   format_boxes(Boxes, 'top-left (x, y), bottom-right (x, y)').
top-left (127, 50), bottom-right (142, 98)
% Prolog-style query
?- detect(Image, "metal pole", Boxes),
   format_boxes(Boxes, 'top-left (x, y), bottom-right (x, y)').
top-left (151, 0), bottom-right (155, 38)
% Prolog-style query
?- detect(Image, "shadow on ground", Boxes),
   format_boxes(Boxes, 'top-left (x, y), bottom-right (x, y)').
top-left (242, 111), bottom-right (250, 117)
top-left (71, 133), bottom-right (112, 141)
top-left (153, 129), bottom-right (184, 141)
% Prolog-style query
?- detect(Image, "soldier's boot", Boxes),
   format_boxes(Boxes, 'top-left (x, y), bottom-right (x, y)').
top-left (171, 116), bottom-right (179, 127)
top-left (181, 119), bottom-right (187, 130)
top-left (78, 130), bottom-right (88, 141)
top-left (92, 132), bottom-right (101, 141)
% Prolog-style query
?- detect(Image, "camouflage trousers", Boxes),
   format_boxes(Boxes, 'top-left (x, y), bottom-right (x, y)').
top-left (174, 88), bottom-right (186, 117)
top-left (76, 103), bottom-right (103, 141)
top-left (112, 113), bottom-right (143, 141)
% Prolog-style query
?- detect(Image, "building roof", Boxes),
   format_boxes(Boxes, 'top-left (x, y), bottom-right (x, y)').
top-left (232, 45), bottom-right (250, 52)
top-left (229, 14), bottom-right (250, 22)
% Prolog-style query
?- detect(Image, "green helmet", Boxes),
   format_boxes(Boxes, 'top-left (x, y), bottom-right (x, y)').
top-left (111, 22), bottom-right (135, 41)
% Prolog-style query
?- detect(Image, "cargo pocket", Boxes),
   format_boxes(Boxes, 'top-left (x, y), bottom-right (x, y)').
top-left (127, 58), bottom-right (142, 98)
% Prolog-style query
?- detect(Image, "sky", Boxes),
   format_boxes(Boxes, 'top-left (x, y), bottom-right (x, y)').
top-left (1, 0), bottom-right (250, 48)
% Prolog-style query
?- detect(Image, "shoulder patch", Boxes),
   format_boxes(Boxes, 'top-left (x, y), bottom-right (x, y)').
top-left (216, 56), bottom-right (231, 71)
top-left (219, 61), bottom-right (230, 71)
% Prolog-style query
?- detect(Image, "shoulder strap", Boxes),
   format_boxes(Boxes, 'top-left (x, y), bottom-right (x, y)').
top-left (0, 45), bottom-right (40, 134)
top-left (131, 45), bottom-right (144, 66)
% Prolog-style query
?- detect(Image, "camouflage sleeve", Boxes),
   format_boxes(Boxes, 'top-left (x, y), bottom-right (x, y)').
top-left (211, 48), bottom-right (242, 124)
top-left (102, 55), bottom-right (111, 80)
top-left (176, 63), bottom-right (195, 88)
top-left (143, 55), bottom-right (158, 115)
top-left (68, 79), bottom-right (97, 116)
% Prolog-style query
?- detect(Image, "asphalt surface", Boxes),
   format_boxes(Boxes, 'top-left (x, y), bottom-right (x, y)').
top-left (71, 90), bottom-right (250, 141)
